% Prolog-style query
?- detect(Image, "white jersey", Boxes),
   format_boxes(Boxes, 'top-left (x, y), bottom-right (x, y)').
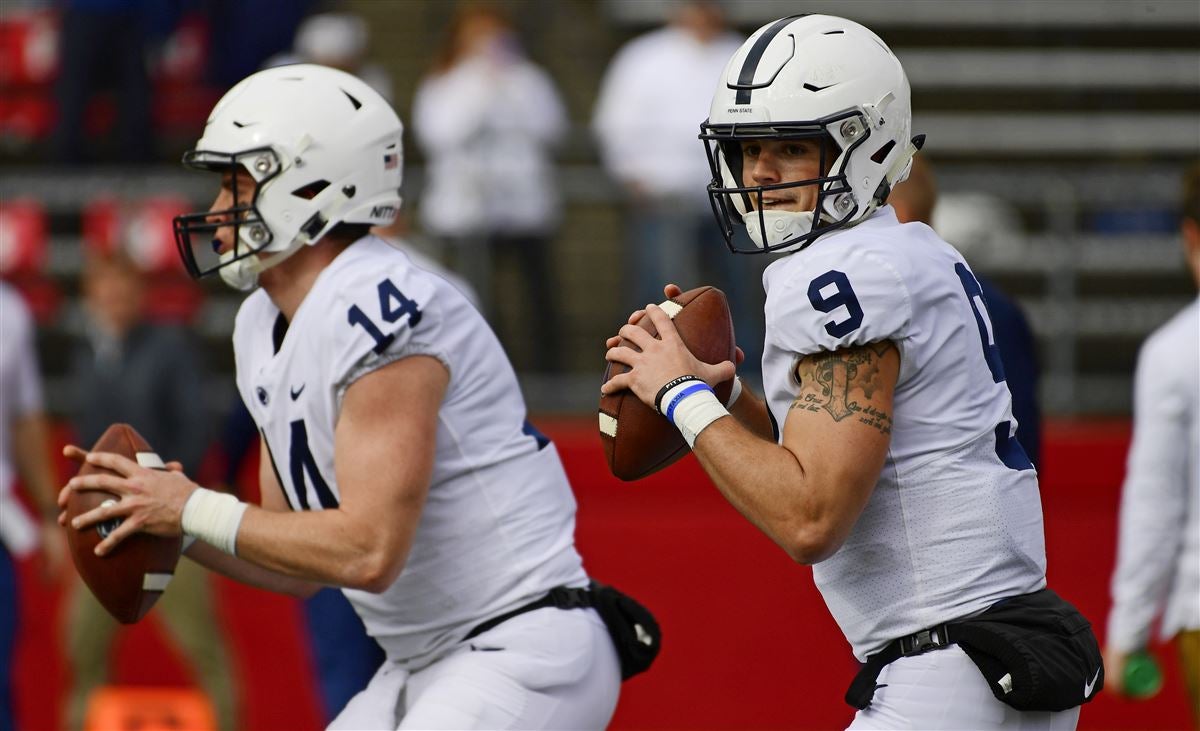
top-left (233, 235), bottom-right (587, 667)
top-left (0, 282), bottom-right (42, 557)
top-left (1108, 298), bottom-right (1200, 652)
top-left (760, 207), bottom-right (1047, 660)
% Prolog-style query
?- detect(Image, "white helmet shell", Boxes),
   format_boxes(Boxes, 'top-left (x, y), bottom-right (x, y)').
top-left (700, 14), bottom-right (920, 253)
top-left (173, 64), bottom-right (403, 289)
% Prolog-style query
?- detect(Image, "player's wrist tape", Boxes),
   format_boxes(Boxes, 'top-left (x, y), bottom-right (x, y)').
top-left (659, 379), bottom-right (730, 448)
top-left (655, 375), bottom-right (703, 415)
top-left (181, 488), bottom-right (248, 556)
top-left (725, 375), bottom-right (743, 408)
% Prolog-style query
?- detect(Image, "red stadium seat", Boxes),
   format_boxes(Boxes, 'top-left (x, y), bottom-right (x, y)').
top-left (0, 94), bottom-right (54, 144)
top-left (81, 196), bottom-right (205, 323)
top-left (154, 14), bottom-right (209, 88)
top-left (0, 11), bottom-right (57, 146)
top-left (0, 198), bottom-right (60, 323)
top-left (0, 10), bottom-right (59, 87)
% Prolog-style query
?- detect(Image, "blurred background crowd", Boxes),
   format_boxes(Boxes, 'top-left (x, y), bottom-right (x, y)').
top-left (1, 1), bottom-right (1197, 730)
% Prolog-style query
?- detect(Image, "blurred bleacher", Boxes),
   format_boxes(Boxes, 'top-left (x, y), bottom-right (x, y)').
top-left (2, 0), bottom-right (1197, 420)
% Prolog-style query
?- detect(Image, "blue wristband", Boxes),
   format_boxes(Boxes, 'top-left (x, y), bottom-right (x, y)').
top-left (665, 383), bottom-right (715, 424)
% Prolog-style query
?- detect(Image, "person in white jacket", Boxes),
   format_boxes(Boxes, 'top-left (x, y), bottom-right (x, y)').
top-left (1107, 163), bottom-right (1200, 726)
top-left (591, 3), bottom-right (762, 372)
top-left (413, 6), bottom-right (566, 371)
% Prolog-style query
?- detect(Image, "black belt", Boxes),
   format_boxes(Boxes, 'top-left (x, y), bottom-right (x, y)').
top-left (463, 585), bottom-right (593, 642)
top-left (845, 623), bottom-right (954, 709)
top-left (899, 624), bottom-right (953, 656)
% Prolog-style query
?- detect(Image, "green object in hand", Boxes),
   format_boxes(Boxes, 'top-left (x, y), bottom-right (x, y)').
top-left (1123, 650), bottom-right (1163, 699)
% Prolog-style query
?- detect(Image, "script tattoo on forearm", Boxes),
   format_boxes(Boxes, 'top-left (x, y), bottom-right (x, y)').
top-left (790, 341), bottom-right (895, 436)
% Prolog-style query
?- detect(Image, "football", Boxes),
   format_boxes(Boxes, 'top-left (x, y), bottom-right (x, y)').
top-left (599, 286), bottom-right (736, 481)
top-left (65, 423), bottom-right (182, 624)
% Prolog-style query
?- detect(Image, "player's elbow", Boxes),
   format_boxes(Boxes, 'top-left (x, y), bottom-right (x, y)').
top-left (345, 550), bottom-right (404, 594)
top-left (781, 522), bottom-right (843, 565)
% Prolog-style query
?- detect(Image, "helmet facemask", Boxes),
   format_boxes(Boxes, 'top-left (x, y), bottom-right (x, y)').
top-left (172, 148), bottom-right (286, 291)
top-left (700, 109), bottom-right (873, 255)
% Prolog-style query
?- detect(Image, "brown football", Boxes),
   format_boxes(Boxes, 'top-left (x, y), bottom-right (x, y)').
top-left (599, 286), bottom-right (736, 481)
top-left (65, 423), bottom-right (181, 624)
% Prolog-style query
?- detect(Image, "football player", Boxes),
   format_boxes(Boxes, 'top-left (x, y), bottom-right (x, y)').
top-left (1106, 162), bottom-right (1200, 722)
top-left (603, 14), bottom-right (1093, 729)
top-left (60, 65), bottom-right (620, 729)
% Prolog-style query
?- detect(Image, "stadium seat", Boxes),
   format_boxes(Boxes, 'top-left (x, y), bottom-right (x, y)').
top-left (0, 10), bottom-right (59, 86)
top-left (0, 197), bottom-right (60, 323)
top-left (82, 195), bottom-right (205, 323)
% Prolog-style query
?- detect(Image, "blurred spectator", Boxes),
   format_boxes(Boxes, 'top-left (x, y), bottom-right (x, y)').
top-left (0, 281), bottom-right (65, 731)
top-left (1106, 162), bottom-right (1200, 725)
top-left (413, 5), bottom-right (567, 371)
top-left (592, 1), bottom-right (762, 369)
top-left (891, 157), bottom-right (1043, 468)
top-left (205, 0), bottom-right (313, 89)
top-left (49, 0), bottom-right (168, 163)
top-left (932, 191), bottom-right (1028, 271)
top-left (265, 12), bottom-right (393, 102)
top-left (63, 251), bottom-right (237, 731)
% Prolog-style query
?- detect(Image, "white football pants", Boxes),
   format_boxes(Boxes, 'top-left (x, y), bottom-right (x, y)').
top-left (848, 645), bottom-right (1082, 730)
top-left (329, 606), bottom-right (621, 730)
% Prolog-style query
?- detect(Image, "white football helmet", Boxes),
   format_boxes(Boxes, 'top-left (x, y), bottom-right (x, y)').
top-left (172, 64), bottom-right (403, 290)
top-left (700, 14), bottom-right (923, 254)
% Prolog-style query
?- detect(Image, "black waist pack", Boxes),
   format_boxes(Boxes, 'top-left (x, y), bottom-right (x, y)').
top-left (463, 581), bottom-right (661, 681)
top-left (951, 588), bottom-right (1103, 711)
top-left (846, 588), bottom-right (1102, 712)
top-left (587, 581), bottom-right (662, 680)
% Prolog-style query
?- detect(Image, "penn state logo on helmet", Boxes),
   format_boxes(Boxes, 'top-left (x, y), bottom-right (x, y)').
top-left (172, 64), bottom-right (405, 290)
top-left (699, 14), bottom-right (924, 254)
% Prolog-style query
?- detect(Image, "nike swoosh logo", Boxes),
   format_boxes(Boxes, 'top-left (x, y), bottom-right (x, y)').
top-left (635, 624), bottom-right (654, 646)
top-left (290, 384), bottom-right (305, 400)
top-left (1084, 667), bottom-right (1101, 698)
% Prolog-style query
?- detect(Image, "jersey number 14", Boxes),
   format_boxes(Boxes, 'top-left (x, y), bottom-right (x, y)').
top-left (347, 278), bottom-right (423, 354)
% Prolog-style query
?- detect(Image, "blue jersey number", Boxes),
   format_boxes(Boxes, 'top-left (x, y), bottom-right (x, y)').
top-left (954, 264), bottom-right (1031, 471)
top-left (807, 270), bottom-right (864, 337)
top-left (348, 278), bottom-right (423, 353)
top-left (954, 263), bottom-right (1006, 384)
top-left (261, 423), bottom-right (338, 510)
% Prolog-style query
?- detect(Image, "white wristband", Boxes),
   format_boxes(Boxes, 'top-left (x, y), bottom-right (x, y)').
top-left (181, 488), bottom-right (248, 556)
top-left (661, 381), bottom-right (730, 448)
top-left (724, 375), bottom-right (743, 408)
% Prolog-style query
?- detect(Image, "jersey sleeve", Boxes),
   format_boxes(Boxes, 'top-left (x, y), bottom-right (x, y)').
top-left (4, 288), bottom-right (44, 416)
top-left (328, 262), bottom-right (444, 396)
top-left (767, 248), bottom-right (912, 357)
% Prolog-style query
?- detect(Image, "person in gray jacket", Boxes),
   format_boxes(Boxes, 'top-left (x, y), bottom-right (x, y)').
top-left (63, 250), bottom-right (238, 731)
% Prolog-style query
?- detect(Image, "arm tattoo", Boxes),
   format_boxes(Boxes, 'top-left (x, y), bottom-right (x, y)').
top-left (790, 341), bottom-right (896, 436)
